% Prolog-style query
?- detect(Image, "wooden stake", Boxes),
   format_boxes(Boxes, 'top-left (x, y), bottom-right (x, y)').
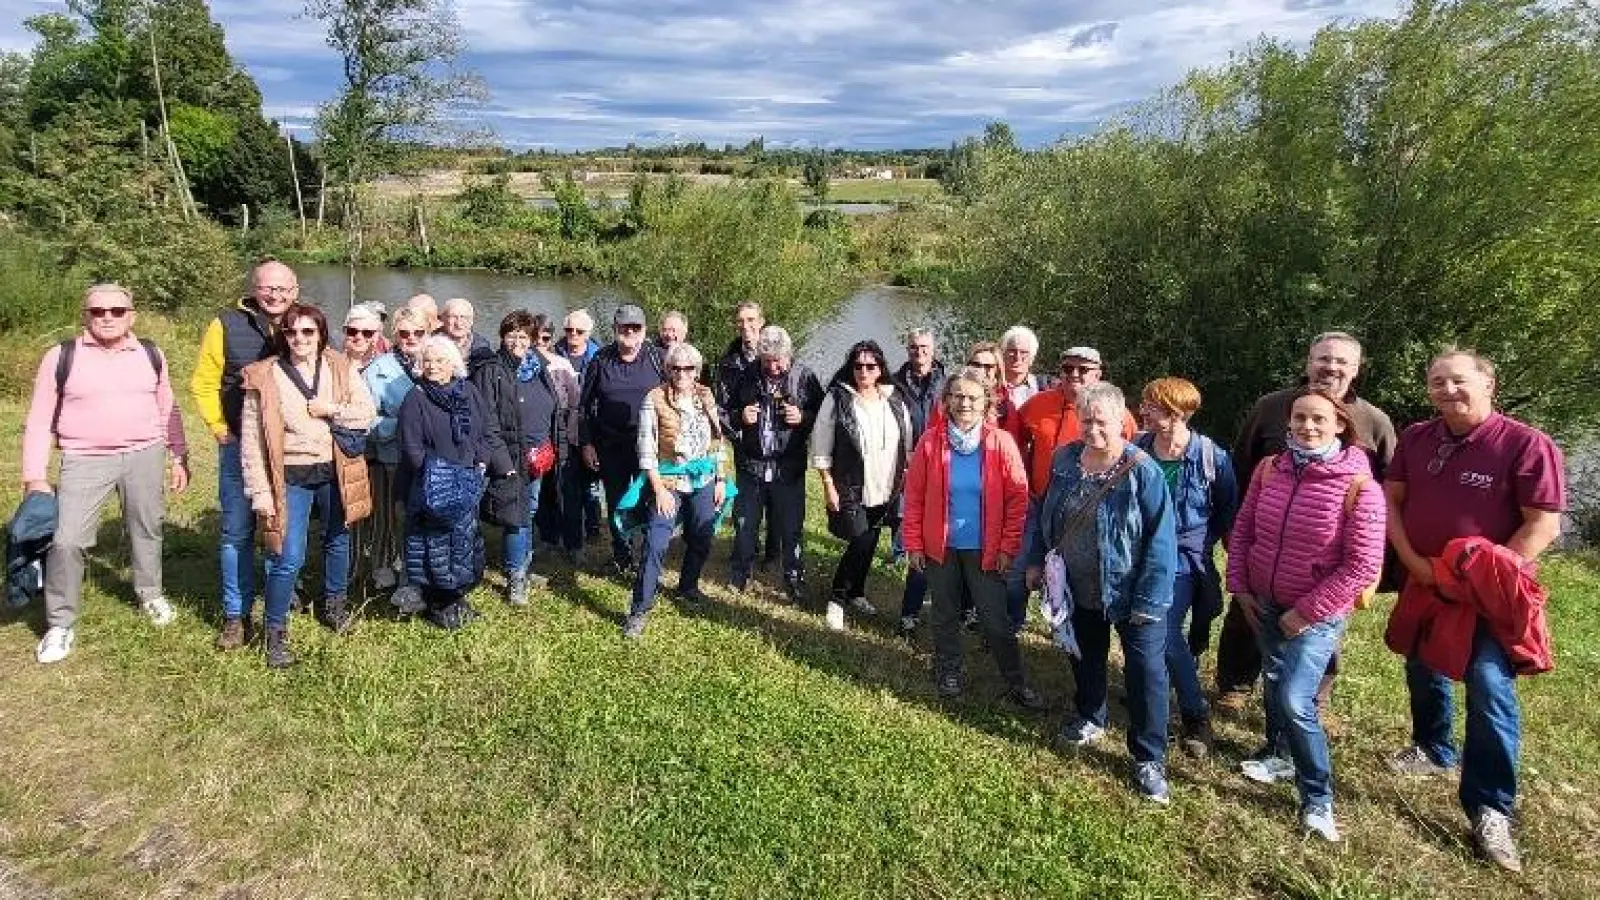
top-left (285, 132), bottom-right (307, 240)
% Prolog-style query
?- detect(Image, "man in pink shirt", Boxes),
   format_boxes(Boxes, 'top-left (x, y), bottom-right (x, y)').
top-left (21, 284), bottom-right (190, 664)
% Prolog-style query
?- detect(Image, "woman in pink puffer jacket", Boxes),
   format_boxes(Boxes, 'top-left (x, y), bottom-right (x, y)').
top-left (1226, 388), bottom-right (1386, 843)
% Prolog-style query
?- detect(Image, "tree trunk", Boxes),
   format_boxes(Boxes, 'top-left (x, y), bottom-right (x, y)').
top-left (286, 133), bottom-right (307, 240)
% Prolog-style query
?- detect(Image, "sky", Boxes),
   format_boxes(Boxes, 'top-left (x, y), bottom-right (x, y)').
top-left (1, 0), bottom-right (1407, 150)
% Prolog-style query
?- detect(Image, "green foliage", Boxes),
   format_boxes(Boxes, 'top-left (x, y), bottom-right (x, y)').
top-left (802, 149), bottom-right (831, 201)
top-left (619, 181), bottom-right (854, 345)
top-left (453, 171), bottom-right (520, 228)
top-left (167, 101), bottom-right (236, 187)
top-left (0, 228), bottom-right (89, 332)
top-left (944, 0), bottom-right (1600, 441)
top-left (547, 172), bottom-right (599, 240)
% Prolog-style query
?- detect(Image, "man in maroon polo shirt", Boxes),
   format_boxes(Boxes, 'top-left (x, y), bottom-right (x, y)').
top-left (1384, 348), bottom-right (1564, 874)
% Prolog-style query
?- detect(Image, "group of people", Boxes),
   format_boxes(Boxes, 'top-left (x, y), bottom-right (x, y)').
top-left (17, 261), bottom-right (1565, 873)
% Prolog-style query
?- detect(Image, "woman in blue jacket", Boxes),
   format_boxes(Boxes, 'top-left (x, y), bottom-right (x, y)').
top-left (398, 335), bottom-right (510, 630)
top-left (1025, 381), bottom-right (1178, 804)
top-left (1134, 377), bottom-right (1239, 758)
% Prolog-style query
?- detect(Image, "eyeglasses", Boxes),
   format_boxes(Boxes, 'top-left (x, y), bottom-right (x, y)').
top-left (564, 327), bottom-right (588, 334)
top-left (1427, 439), bottom-right (1464, 476)
top-left (1003, 348), bottom-right (1032, 357)
top-left (290, 327), bottom-right (320, 338)
top-left (344, 327), bottom-right (376, 338)
top-left (257, 285), bottom-right (296, 295)
top-left (967, 361), bottom-right (996, 371)
top-left (538, 332), bottom-right (553, 341)
top-left (1061, 364), bottom-right (1100, 375)
top-left (395, 329), bottom-right (425, 339)
top-left (670, 365), bottom-right (699, 373)
top-left (86, 306), bottom-right (132, 319)
top-left (853, 362), bottom-right (880, 371)
top-left (617, 324), bottom-right (644, 334)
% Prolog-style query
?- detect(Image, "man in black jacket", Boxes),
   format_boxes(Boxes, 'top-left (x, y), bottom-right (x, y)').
top-left (890, 328), bottom-right (947, 636)
top-left (725, 325), bottom-right (824, 600)
top-left (715, 301), bottom-right (780, 566)
top-left (580, 305), bottom-right (664, 576)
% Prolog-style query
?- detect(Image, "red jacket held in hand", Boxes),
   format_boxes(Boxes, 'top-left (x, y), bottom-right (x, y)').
top-left (1385, 536), bottom-right (1554, 681)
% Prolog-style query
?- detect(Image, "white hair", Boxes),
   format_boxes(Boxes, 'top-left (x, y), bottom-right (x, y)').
top-left (83, 283), bottom-right (133, 306)
top-left (756, 325), bottom-right (793, 360)
top-left (662, 310), bottom-right (688, 329)
top-left (999, 325), bottom-right (1039, 354)
top-left (442, 297), bottom-right (474, 318)
top-left (664, 341), bottom-right (704, 371)
top-left (1075, 381), bottom-right (1126, 421)
top-left (421, 335), bottom-right (467, 379)
top-left (565, 308), bottom-right (594, 331)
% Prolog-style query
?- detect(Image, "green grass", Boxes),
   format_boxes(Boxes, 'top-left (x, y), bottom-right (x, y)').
top-left (1, 310), bottom-right (1597, 898)
top-left (822, 179), bottom-right (943, 204)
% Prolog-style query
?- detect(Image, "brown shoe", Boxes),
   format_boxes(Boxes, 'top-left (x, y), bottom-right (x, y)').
top-left (214, 617), bottom-right (246, 652)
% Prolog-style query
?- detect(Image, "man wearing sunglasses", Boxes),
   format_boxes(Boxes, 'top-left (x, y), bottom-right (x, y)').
top-left (579, 304), bottom-right (665, 576)
top-left (1382, 349), bottom-right (1563, 874)
top-left (1216, 331), bottom-right (1398, 709)
top-left (25, 285), bottom-right (190, 664)
top-left (191, 259), bottom-right (298, 650)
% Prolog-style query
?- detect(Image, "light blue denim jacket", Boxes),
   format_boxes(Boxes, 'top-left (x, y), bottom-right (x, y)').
top-left (1025, 442), bottom-right (1178, 623)
top-left (363, 350), bottom-right (418, 466)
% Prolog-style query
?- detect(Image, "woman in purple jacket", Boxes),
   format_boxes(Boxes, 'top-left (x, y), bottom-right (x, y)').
top-left (1226, 387), bottom-right (1385, 843)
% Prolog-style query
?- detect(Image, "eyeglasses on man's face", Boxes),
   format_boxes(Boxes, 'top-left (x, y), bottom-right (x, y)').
top-left (86, 306), bottom-right (132, 319)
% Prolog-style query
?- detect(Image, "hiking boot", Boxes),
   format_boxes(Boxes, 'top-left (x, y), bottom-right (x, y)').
top-left (1007, 684), bottom-right (1047, 712)
top-left (214, 617), bottom-right (246, 652)
top-left (506, 576), bottom-right (529, 608)
top-left (1241, 746), bottom-right (1296, 785)
top-left (848, 596), bottom-right (877, 616)
top-left (1058, 717), bottom-right (1106, 748)
top-left (1388, 745), bottom-right (1455, 778)
top-left (824, 601), bottom-right (846, 632)
top-left (782, 579), bottom-right (807, 605)
top-left (622, 615), bottom-right (647, 640)
top-left (1133, 762), bottom-right (1171, 805)
top-left (264, 626), bottom-right (297, 669)
top-left (36, 626), bottom-right (75, 665)
top-left (317, 595), bottom-right (353, 634)
top-left (1472, 807), bottom-right (1523, 873)
top-left (372, 565), bottom-right (398, 590)
top-left (1180, 714), bottom-right (1215, 759)
top-left (390, 585), bottom-right (425, 616)
top-left (896, 615), bottom-right (918, 640)
top-left (674, 586), bottom-right (708, 611)
top-left (423, 602), bottom-right (473, 631)
top-left (141, 596), bottom-right (176, 627)
top-left (1302, 804), bottom-right (1341, 843)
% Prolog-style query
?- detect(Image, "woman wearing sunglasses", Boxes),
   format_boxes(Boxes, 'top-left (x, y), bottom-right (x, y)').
top-left (812, 339), bottom-right (913, 632)
top-left (361, 307), bottom-right (432, 610)
top-left (620, 342), bottom-right (727, 639)
top-left (239, 302), bottom-right (376, 667)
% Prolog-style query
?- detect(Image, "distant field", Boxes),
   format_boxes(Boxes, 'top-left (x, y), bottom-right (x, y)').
top-left (823, 178), bottom-right (942, 203)
top-left (369, 170), bottom-right (942, 205)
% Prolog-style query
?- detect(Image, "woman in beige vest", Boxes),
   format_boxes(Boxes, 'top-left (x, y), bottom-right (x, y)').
top-left (240, 302), bottom-right (375, 668)
top-left (621, 342), bottom-right (727, 639)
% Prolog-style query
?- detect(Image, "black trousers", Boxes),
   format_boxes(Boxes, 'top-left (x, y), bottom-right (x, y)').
top-left (830, 503), bottom-right (892, 600)
top-left (731, 470), bottom-right (806, 586)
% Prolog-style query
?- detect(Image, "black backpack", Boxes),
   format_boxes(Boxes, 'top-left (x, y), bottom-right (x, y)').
top-left (51, 338), bottom-right (165, 436)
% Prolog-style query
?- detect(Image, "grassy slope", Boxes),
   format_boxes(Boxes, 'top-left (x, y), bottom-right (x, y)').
top-left (0, 312), bottom-right (1595, 899)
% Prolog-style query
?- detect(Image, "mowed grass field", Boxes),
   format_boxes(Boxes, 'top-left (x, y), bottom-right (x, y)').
top-left (0, 312), bottom-right (1596, 899)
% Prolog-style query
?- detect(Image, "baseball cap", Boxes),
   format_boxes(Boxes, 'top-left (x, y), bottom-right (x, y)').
top-left (344, 304), bottom-right (382, 328)
top-left (1061, 346), bottom-right (1102, 365)
top-left (613, 304), bottom-right (647, 327)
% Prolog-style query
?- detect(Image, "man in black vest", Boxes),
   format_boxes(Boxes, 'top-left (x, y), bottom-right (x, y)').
top-left (191, 260), bottom-right (296, 650)
top-left (725, 325), bottom-right (824, 601)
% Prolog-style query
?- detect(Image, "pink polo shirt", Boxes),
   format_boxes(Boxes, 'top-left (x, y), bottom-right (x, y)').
top-left (22, 333), bottom-right (187, 482)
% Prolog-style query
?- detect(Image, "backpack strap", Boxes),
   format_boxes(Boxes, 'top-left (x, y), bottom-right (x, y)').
top-left (52, 337), bottom-right (164, 437)
top-left (1200, 434), bottom-right (1217, 486)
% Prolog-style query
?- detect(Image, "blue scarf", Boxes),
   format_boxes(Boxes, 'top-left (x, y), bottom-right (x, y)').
top-left (513, 349), bottom-right (543, 383)
top-left (948, 421), bottom-right (982, 456)
top-left (1286, 434), bottom-right (1342, 468)
top-left (421, 377), bottom-right (473, 444)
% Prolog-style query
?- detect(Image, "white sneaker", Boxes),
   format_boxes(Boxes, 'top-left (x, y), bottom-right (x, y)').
top-left (1302, 804), bottom-right (1341, 842)
top-left (824, 601), bottom-right (846, 632)
top-left (1241, 753), bottom-right (1297, 785)
top-left (141, 596), bottom-right (176, 627)
top-left (36, 626), bottom-right (75, 664)
top-left (848, 596), bottom-right (877, 616)
top-left (1472, 807), bottom-right (1523, 872)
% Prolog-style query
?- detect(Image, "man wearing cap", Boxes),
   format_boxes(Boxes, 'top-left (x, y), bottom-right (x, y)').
top-left (580, 304), bottom-right (665, 575)
top-left (1007, 346), bottom-right (1138, 627)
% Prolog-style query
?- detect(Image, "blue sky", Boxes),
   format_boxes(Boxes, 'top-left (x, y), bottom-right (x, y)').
top-left (2, 0), bottom-right (1405, 150)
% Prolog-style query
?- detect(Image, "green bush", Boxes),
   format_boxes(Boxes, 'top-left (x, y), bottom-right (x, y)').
top-left (0, 228), bottom-right (88, 332)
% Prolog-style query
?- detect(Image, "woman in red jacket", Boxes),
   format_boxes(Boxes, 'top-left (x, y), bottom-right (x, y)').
top-left (903, 371), bottom-right (1042, 708)
top-left (1227, 387), bottom-right (1386, 843)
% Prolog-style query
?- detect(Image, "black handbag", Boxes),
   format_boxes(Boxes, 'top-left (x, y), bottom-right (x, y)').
top-left (330, 424), bottom-right (368, 458)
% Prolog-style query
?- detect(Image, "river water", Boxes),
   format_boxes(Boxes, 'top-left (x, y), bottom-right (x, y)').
top-left (296, 263), bottom-right (932, 371)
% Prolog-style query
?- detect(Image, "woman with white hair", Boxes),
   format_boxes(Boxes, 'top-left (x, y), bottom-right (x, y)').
top-left (398, 335), bottom-right (510, 629)
top-left (620, 341), bottom-right (728, 639)
top-left (1024, 381), bottom-right (1178, 804)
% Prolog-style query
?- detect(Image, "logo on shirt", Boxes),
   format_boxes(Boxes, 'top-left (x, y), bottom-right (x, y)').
top-left (1459, 471), bottom-right (1495, 491)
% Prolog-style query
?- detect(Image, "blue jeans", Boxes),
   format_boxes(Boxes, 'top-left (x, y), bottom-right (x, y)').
top-left (1164, 574), bottom-right (1209, 719)
top-left (1258, 598), bottom-right (1346, 810)
top-left (217, 440), bottom-right (256, 619)
top-left (263, 479), bottom-right (350, 629)
top-left (500, 476), bottom-right (544, 577)
top-left (1004, 503), bottom-right (1041, 630)
top-left (730, 471), bottom-right (805, 587)
top-left (1406, 624), bottom-right (1521, 817)
top-left (630, 482), bottom-right (717, 618)
top-left (1071, 606), bottom-right (1170, 764)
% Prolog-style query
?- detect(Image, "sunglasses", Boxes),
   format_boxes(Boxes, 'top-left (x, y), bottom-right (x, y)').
top-left (289, 327), bottom-right (320, 338)
top-left (564, 327), bottom-right (588, 334)
top-left (395, 329), bottom-right (426, 339)
top-left (670, 365), bottom-right (699, 373)
top-left (1061, 364), bottom-right (1100, 375)
top-left (344, 327), bottom-right (376, 338)
top-left (538, 332), bottom-right (553, 341)
top-left (1427, 439), bottom-right (1464, 476)
top-left (86, 306), bottom-right (132, 319)
top-left (616, 324), bottom-right (644, 333)
top-left (853, 362), bottom-right (880, 371)
top-left (967, 361), bottom-right (996, 370)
